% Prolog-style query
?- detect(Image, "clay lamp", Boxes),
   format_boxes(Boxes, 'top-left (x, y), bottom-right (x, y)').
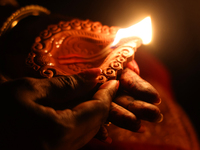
top-left (26, 17), bottom-right (152, 82)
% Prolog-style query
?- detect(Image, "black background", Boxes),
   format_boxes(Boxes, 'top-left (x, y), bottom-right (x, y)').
top-left (18, 0), bottom-right (200, 139)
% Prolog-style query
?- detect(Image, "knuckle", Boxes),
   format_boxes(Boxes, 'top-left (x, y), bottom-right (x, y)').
top-left (56, 75), bottom-right (80, 90)
top-left (127, 101), bottom-right (135, 110)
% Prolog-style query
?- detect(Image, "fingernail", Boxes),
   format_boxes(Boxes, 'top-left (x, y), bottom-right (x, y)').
top-left (100, 80), bottom-right (118, 89)
top-left (154, 98), bottom-right (162, 105)
top-left (79, 68), bottom-right (101, 80)
top-left (156, 113), bottom-right (163, 123)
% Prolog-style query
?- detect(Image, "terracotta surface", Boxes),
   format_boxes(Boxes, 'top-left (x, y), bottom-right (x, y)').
top-left (26, 19), bottom-right (137, 83)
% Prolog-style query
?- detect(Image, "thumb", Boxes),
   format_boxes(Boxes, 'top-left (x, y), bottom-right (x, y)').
top-left (73, 80), bottom-right (119, 125)
top-left (45, 68), bottom-right (102, 103)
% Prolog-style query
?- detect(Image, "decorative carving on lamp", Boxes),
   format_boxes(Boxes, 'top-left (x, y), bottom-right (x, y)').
top-left (26, 19), bottom-right (136, 83)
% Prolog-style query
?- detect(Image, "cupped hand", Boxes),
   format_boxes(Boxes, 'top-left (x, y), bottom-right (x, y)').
top-left (0, 68), bottom-right (119, 150)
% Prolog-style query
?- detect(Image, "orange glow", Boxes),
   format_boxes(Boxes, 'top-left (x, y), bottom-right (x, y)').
top-left (112, 16), bottom-right (152, 46)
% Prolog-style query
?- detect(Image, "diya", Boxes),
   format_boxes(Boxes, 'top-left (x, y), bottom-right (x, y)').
top-left (26, 17), bottom-right (152, 82)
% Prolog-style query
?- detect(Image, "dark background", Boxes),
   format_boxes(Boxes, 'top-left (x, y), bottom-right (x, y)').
top-left (18, 0), bottom-right (200, 139)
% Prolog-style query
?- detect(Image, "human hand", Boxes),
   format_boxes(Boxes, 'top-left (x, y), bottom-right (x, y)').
top-left (0, 68), bottom-right (119, 150)
top-left (96, 60), bottom-right (163, 142)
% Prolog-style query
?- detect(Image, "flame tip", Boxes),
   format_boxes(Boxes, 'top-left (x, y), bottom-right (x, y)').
top-left (112, 16), bottom-right (152, 46)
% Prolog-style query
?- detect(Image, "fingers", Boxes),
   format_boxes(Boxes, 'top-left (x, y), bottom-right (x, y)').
top-left (72, 80), bottom-right (119, 125)
top-left (46, 80), bottom-right (119, 149)
top-left (114, 94), bottom-right (163, 123)
top-left (120, 68), bottom-right (161, 104)
top-left (126, 60), bottom-right (140, 75)
top-left (44, 68), bottom-right (102, 102)
top-left (48, 80), bottom-right (119, 149)
top-left (108, 102), bottom-right (145, 132)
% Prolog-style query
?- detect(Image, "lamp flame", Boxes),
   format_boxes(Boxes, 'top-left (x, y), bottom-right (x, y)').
top-left (112, 16), bottom-right (152, 46)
